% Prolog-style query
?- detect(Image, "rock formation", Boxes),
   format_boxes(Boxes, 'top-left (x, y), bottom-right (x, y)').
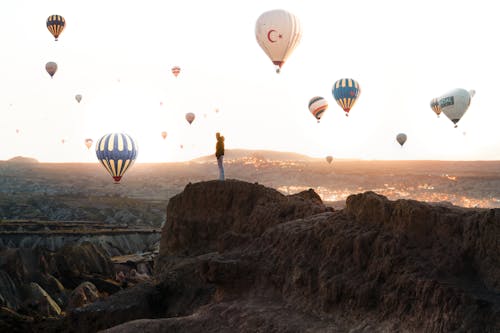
top-left (6, 180), bottom-right (500, 332)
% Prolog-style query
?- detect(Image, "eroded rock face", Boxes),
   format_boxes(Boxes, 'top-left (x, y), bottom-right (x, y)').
top-left (154, 183), bottom-right (500, 332)
top-left (41, 181), bottom-right (500, 332)
top-left (159, 179), bottom-right (329, 259)
top-left (67, 282), bottom-right (100, 310)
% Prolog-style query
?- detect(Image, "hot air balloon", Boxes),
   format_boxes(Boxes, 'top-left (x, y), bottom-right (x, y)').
top-left (161, 131), bottom-right (167, 140)
top-left (85, 138), bottom-right (93, 149)
top-left (172, 66), bottom-right (181, 77)
top-left (61, 139), bottom-right (65, 144)
top-left (332, 78), bottom-right (361, 116)
top-left (185, 112), bottom-right (195, 125)
top-left (46, 15), bottom-right (66, 41)
top-left (46, 62), bottom-right (58, 78)
top-left (326, 155), bottom-right (333, 164)
top-left (396, 133), bottom-right (407, 147)
top-left (95, 133), bottom-right (138, 183)
top-left (430, 97), bottom-right (441, 117)
top-left (16, 129), bottom-right (20, 134)
top-left (469, 89), bottom-right (476, 98)
top-left (438, 88), bottom-right (472, 128)
top-left (75, 94), bottom-right (82, 103)
top-left (308, 97), bottom-right (328, 123)
top-left (255, 9), bottom-right (302, 73)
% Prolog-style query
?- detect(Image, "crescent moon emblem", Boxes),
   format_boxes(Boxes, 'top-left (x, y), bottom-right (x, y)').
top-left (267, 29), bottom-right (278, 43)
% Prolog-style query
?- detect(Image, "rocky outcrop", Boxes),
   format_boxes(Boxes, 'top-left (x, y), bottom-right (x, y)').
top-left (159, 179), bottom-right (328, 259)
top-left (154, 182), bottom-right (499, 332)
top-left (12, 180), bottom-right (500, 332)
top-left (67, 282), bottom-right (101, 310)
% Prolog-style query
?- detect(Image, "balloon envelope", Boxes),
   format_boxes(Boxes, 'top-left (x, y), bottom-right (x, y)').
top-left (430, 97), bottom-right (441, 117)
top-left (438, 88), bottom-right (472, 128)
top-left (161, 131), bottom-right (167, 140)
top-left (95, 133), bottom-right (138, 183)
top-left (172, 66), bottom-right (181, 77)
top-left (185, 112), bottom-right (195, 125)
top-left (75, 94), bottom-right (82, 103)
top-left (326, 156), bottom-right (333, 164)
top-left (332, 78), bottom-right (361, 116)
top-left (46, 15), bottom-right (65, 41)
top-left (84, 138), bottom-right (93, 149)
top-left (396, 133), bottom-right (407, 147)
top-left (255, 9), bottom-right (302, 73)
top-left (308, 97), bottom-right (328, 122)
top-left (46, 62), bottom-right (58, 78)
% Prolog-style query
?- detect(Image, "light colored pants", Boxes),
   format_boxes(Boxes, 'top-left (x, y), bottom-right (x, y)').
top-left (217, 156), bottom-right (225, 180)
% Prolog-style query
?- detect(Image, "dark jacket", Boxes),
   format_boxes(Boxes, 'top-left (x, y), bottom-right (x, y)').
top-left (216, 136), bottom-right (225, 158)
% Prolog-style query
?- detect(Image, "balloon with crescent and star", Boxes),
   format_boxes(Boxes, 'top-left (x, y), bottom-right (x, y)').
top-left (255, 9), bottom-right (302, 73)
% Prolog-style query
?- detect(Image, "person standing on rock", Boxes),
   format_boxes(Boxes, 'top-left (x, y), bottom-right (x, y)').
top-left (215, 132), bottom-right (225, 180)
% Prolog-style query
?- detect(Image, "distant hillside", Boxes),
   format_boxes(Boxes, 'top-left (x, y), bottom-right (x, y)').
top-left (6, 156), bottom-right (39, 164)
top-left (192, 149), bottom-right (316, 163)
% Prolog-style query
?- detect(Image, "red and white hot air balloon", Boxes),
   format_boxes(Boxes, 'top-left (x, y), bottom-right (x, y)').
top-left (185, 112), bottom-right (195, 125)
top-left (255, 9), bottom-right (302, 73)
top-left (172, 66), bottom-right (181, 77)
top-left (84, 138), bottom-right (93, 149)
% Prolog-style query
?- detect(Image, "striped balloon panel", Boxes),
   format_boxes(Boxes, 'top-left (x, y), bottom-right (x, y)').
top-left (308, 96), bottom-right (328, 120)
top-left (95, 133), bottom-right (138, 181)
top-left (430, 97), bottom-right (441, 115)
top-left (46, 15), bottom-right (66, 39)
top-left (332, 78), bottom-right (360, 113)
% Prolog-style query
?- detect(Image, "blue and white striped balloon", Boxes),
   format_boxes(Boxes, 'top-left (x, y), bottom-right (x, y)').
top-left (95, 133), bottom-right (138, 183)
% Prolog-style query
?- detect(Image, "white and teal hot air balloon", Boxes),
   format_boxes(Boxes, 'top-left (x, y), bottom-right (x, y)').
top-left (438, 88), bottom-right (473, 128)
top-left (308, 96), bottom-right (328, 123)
top-left (95, 133), bottom-right (138, 183)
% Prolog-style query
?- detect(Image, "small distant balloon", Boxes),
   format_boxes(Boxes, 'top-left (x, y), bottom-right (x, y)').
top-left (430, 97), bottom-right (441, 117)
top-left (332, 78), bottom-right (361, 116)
top-left (84, 138), bottom-right (93, 149)
top-left (61, 139), bottom-right (65, 144)
top-left (308, 96), bottom-right (328, 123)
top-left (46, 15), bottom-right (65, 41)
top-left (16, 129), bottom-right (20, 134)
top-left (326, 155), bottom-right (333, 164)
top-left (95, 133), bottom-right (138, 183)
top-left (172, 66), bottom-right (181, 77)
top-left (396, 133), bottom-right (407, 147)
top-left (160, 101), bottom-right (163, 106)
top-left (185, 112), bottom-right (195, 125)
top-left (75, 94), bottom-right (82, 103)
top-left (161, 131), bottom-right (167, 140)
top-left (215, 108), bottom-right (220, 113)
top-left (46, 62), bottom-right (58, 78)
top-left (180, 144), bottom-right (184, 149)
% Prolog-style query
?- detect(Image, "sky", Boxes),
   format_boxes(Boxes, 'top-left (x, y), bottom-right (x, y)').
top-left (1, 0), bottom-right (499, 163)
